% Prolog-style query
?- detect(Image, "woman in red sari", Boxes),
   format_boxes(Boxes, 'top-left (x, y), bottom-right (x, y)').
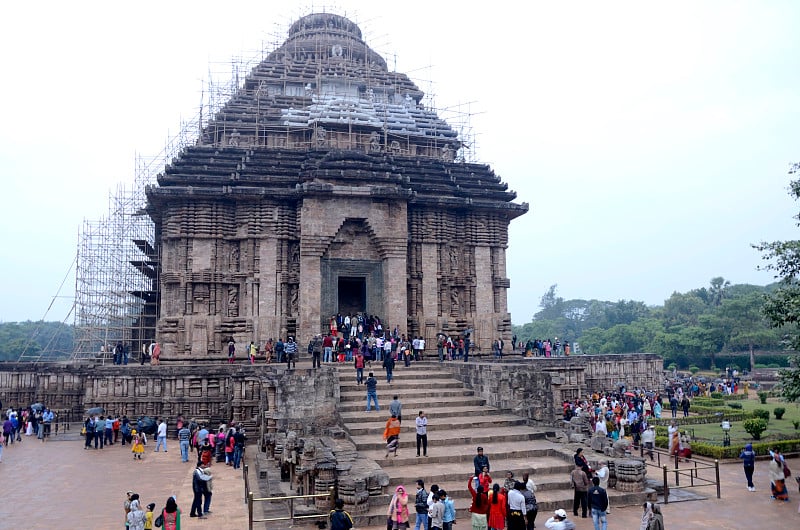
top-left (768, 449), bottom-right (790, 501)
top-left (487, 483), bottom-right (507, 530)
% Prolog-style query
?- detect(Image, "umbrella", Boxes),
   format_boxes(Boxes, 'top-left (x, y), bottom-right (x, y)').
top-left (86, 406), bottom-right (105, 416)
top-left (624, 392), bottom-right (636, 397)
top-left (30, 402), bottom-right (45, 412)
top-left (137, 416), bottom-right (158, 435)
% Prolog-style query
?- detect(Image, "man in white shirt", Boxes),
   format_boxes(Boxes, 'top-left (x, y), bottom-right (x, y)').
top-left (416, 411), bottom-right (428, 457)
top-left (507, 482), bottom-right (527, 530)
top-left (155, 418), bottom-right (168, 452)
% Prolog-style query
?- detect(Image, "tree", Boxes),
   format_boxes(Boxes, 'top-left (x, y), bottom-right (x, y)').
top-left (708, 276), bottom-right (731, 306)
top-left (777, 356), bottom-right (800, 403)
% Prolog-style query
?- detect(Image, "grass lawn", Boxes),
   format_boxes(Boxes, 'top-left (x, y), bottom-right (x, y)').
top-left (684, 395), bottom-right (800, 446)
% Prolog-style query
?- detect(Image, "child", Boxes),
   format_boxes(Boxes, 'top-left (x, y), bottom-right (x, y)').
top-left (144, 502), bottom-right (155, 530)
top-left (132, 430), bottom-right (145, 460)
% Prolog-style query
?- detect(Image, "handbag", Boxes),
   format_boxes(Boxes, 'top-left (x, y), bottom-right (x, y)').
top-left (784, 462), bottom-right (791, 478)
top-left (154, 512), bottom-right (163, 527)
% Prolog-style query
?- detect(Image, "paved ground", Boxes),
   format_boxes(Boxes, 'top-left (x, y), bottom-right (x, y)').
top-left (1, 403), bottom-right (798, 529)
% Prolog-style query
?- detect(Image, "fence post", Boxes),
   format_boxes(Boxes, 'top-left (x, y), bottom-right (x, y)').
top-left (715, 459), bottom-right (721, 499)
top-left (243, 464), bottom-right (249, 503)
top-left (248, 491), bottom-right (254, 530)
top-left (662, 465), bottom-right (669, 504)
top-left (674, 453), bottom-right (679, 486)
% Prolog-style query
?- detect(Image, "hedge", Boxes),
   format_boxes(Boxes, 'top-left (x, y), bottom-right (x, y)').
top-left (649, 412), bottom-right (752, 426)
top-left (692, 398), bottom-right (725, 407)
top-left (722, 393), bottom-right (747, 401)
top-left (654, 436), bottom-right (800, 459)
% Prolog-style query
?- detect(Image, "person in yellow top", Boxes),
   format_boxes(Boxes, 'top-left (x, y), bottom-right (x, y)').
top-left (383, 414), bottom-right (401, 458)
top-left (144, 502), bottom-right (155, 530)
top-left (132, 430), bottom-right (145, 460)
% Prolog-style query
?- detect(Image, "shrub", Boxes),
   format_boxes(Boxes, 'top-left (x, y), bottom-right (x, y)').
top-left (774, 407), bottom-right (786, 420)
top-left (793, 420), bottom-right (800, 430)
top-left (752, 409), bottom-right (770, 422)
top-left (727, 402), bottom-right (743, 410)
top-left (743, 418), bottom-right (768, 440)
top-left (693, 398), bottom-right (725, 407)
top-left (758, 391), bottom-right (768, 404)
top-left (711, 392), bottom-right (723, 399)
top-left (689, 366), bottom-right (700, 374)
top-left (667, 363), bottom-right (677, 371)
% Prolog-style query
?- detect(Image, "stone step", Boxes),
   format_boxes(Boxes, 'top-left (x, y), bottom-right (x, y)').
top-left (344, 414), bottom-right (528, 436)
top-left (348, 427), bottom-right (544, 452)
top-left (338, 387), bottom-right (476, 402)
top-left (338, 396), bottom-right (486, 413)
top-left (340, 378), bottom-right (467, 391)
top-left (339, 404), bottom-right (492, 420)
top-left (358, 441), bottom-right (558, 468)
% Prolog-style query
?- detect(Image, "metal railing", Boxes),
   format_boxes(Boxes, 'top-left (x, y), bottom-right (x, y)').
top-left (243, 463), bottom-right (335, 529)
top-left (660, 458), bottom-right (720, 503)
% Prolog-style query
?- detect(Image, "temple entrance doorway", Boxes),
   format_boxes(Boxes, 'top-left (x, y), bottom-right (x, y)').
top-left (338, 276), bottom-right (366, 315)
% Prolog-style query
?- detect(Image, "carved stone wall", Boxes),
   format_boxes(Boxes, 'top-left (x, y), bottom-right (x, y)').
top-left (444, 354), bottom-right (663, 426)
top-left (0, 363), bottom-right (338, 436)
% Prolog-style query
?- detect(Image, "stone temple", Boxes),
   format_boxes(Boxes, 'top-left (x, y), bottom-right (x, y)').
top-left (145, 13), bottom-right (528, 358)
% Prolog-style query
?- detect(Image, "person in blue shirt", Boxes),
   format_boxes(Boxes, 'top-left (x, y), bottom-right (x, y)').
top-left (739, 443), bottom-right (756, 491)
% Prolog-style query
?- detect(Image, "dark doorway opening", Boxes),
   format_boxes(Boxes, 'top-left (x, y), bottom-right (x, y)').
top-left (338, 277), bottom-right (366, 315)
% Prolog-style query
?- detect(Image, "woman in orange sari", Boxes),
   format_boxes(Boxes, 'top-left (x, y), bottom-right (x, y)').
top-left (383, 414), bottom-right (401, 458)
top-left (487, 483), bottom-right (507, 530)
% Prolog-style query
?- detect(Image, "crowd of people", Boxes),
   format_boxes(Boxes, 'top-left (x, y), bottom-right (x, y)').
top-left (2, 405), bottom-right (56, 452)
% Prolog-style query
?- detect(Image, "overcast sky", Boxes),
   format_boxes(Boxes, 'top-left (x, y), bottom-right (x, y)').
top-left (1, 1), bottom-right (799, 326)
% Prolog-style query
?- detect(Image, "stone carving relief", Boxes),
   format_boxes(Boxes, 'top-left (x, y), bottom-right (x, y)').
top-left (314, 126), bottom-right (327, 147)
top-left (369, 131), bottom-right (381, 153)
top-left (441, 144), bottom-right (453, 162)
top-left (450, 287), bottom-right (461, 315)
top-left (449, 246), bottom-right (459, 274)
top-left (228, 129), bottom-right (241, 147)
top-left (289, 285), bottom-right (299, 316)
top-left (228, 285), bottom-right (239, 317)
top-left (390, 140), bottom-right (401, 154)
top-left (193, 284), bottom-right (210, 315)
top-left (230, 243), bottom-right (240, 272)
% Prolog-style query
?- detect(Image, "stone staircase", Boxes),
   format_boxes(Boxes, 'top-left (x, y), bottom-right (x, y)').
top-left (336, 361), bottom-right (650, 529)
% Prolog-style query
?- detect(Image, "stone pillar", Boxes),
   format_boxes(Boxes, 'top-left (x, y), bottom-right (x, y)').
top-left (298, 251), bottom-right (322, 345)
top-left (421, 243), bottom-right (439, 318)
top-left (259, 237), bottom-right (280, 339)
top-left (474, 246), bottom-right (493, 314)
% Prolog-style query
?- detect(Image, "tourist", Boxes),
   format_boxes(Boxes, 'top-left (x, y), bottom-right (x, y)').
top-left (522, 472), bottom-right (537, 493)
top-left (768, 448), bottom-right (790, 501)
top-left (387, 485), bottom-right (410, 530)
top-left (365, 372), bottom-right (380, 411)
top-left (155, 418), bottom-right (168, 452)
top-left (738, 442), bottom-right (756, 492)
top-left (311, 335), bottom-right (322, 368)
top-left (384, 414), bottom-right (401, 458)
top-left (390, 395), bottom-right (403, 423)
top-left (569, 463), bottom-right (590, 518)
top-left (144, 502), bottom-right (156, 530)
top-left (503, 471), bottom-right (516, 493)
top-left (178, 422), bottom-right (191, 462)
top-left (668, 421), bottom-right (680, 459)
top-left (323, 334), bottom-right (334, 363)
top-left (648, 503), bottom-right (665, 530)
top-left (354, 350), bottom-right (365, 384)
top-left (227, 338), bottom-right (236, 364)
top-left (232, 426), bottom-right (246, 469)
top-left (467, 477), bottom-right (490, 530)
top-left (198, 437), bottom-right (213, 467)
top-left (124, 491), bottom-right (136, 525)
top-left (507, 482), bottom-right (527, 530)
top-left (82, 416), bottom-right (94, 449)
top-left (639, 502), bottom-right (654, 530)
top-left (428, 492), bottom-right (444, 530)
top-left (126, 499), bottom-right (146, 530)
top-left (642, 425), bottom-right (656, 461)
top-left (587, 477), bottom-right (608, 530)
top-left (383, 352), bottom-right (395, 384)
top-left (151, 342), bottom-right (161, 365)
top-left (41, 407), bottom-right (54, 441)
top-left (520, 478), bottom-right (538, 530)
top-left (190, 463), bottom-right (212, 517)
top-left (595, 461), bottom-right (610, 513)
top-left (274, 337), bottom-right (285, 363)
top-left (474, 446), bottom-right (490, 476)
top-left (440, 490), bottom-right (456, 530)
top-left (416, 411), bottom-right (428, 457)
top-left (132, 429), bottom-right (145, 460)
top-left (285, 337), bottom-right (298, 369)
top-left (264, 338), bottom-right (273, 363)
top-left (487, 483), bottom-right (507, 530)
top-left (159, 496), bottom-right (181, 530)
top-left (112, 415), bottom-right (121, 444)
top-left (94, 415), bottom-right (106, 449)
top-left (329, 498), bottom-right (354, 530)
top-left (200, 466), bottom-right (213, 514)
top-left (478, 466), bottom-right (492, 491)
top-left (544, 509), bottom-right (575, 530)
top-left (414, 480), bottom-right (429, 530)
